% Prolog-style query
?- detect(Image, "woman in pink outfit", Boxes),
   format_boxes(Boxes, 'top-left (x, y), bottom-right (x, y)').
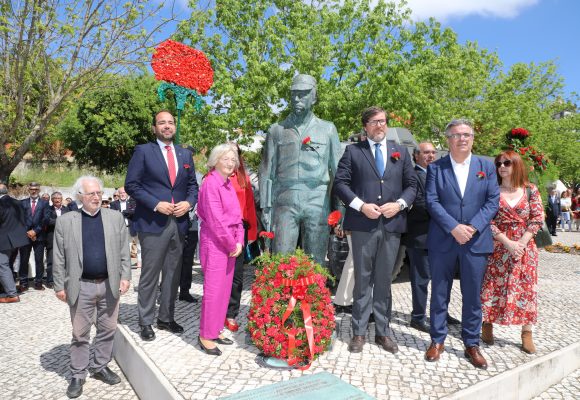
top-left (197, 143), bottom-right (244, 355)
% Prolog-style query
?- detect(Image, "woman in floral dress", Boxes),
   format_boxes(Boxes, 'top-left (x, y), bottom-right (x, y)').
top-left (480, 150), bottom-right (544, 354)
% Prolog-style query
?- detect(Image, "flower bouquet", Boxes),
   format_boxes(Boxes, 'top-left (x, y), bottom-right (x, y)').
top-left (247, 250), bottom-right (335, 370)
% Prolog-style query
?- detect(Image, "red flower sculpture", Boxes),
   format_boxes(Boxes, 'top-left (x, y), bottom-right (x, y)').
top-left (259, 231), bottom-right (275, 239)
top-left (151, 39), bottom-right (214, 94)
top-left (476, 171), bottom-right (486, 180)
top-left (302, 136), bottom-right (311, 145)
top-left (510, 127), bottom-right (530, 139)
top-left (391, 151), bottom-right (401, 161)
top-left (327, 210), bottom-right (342, 227)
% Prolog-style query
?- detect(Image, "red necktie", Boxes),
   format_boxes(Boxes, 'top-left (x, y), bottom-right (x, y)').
top-left (31, 199), bottom-right (36, 215)
top-left (165, 145), bottom-right (176, 186)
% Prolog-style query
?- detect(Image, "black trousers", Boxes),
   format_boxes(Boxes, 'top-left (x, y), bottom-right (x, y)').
top-left (180, 230), bottom-right (198, 292)
top-left (226, 227), bottom-right (248, 319)
top-left (19, 240), bottom-right (45, 286)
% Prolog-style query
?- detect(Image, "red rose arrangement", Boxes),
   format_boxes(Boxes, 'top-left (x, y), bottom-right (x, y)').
top-left (476, 171), bottom-right (486, 180)
top-left (247, 250), bottom-right (335, 370)
top-left (391, 151), bottom-right (401, 161)
top-left (509, 127), bottom-right (530, 139)
top-left (327, 210), bottom-right (342, 227)
top-left (259, 231), bottom-right (275, 239)
top-left (505, 127), bottom-right (549, 172)
top-left (151, 39), bottom-right (214, 95)
top-left (302, 136), bottom-right (311, 145)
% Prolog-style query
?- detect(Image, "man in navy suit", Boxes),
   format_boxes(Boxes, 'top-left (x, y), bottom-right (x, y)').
top-left (18, 182), bottom-right (49, 291)
top-left (334, 106), bottom-right (416, 354)
top-left (44, 192), bottom-right (69, 289)
top-left (424, 119), bottom-right (499, 369)
top-left (125, 110), bottom-right (199, 341)
top-left (546, 189), bottom-right (560, 236)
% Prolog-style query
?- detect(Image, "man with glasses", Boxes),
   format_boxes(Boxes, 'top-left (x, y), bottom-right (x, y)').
top-left (44, 192), bottom-right (69, 289)
top-left (52, 176), bottom-right (131, 398)
top-left (18, 182), bottom-right (49, 291)
top-left (334, 106), bottom-right (416, 354)
top-left (125, 110), bottom-right (199, 341)
top-left (424, 119), bottom-right (499, 369)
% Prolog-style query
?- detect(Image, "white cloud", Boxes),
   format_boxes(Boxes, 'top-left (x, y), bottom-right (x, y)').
top-left (403, 0), bottom-right (540, 22)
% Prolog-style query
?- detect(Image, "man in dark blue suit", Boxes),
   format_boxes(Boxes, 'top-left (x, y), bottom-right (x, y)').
top-left (43, 192), bottom-right (69, 289)
top-left (18, 182), bottom-right (49, 291)
top-left (546, 189), bottom-right (560, 236)
top-left (424, 119), bottom-right (499, 369)
top-left (125, 110), bottom-right (199, 341)
top-left (334, 106), bottom-right (416, 354)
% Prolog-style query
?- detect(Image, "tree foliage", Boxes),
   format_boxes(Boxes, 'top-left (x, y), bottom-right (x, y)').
top-left (173, 0), bottom-right (578, 184)
top-left (0, 0), bottom-right (177, 182)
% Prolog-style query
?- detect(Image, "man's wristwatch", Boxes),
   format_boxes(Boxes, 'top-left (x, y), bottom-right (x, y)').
top-left (396, 200), bottom-right (405, 211)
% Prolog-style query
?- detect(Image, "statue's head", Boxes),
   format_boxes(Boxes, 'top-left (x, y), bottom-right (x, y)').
top-left (290, 74), bottom-right (317, 115)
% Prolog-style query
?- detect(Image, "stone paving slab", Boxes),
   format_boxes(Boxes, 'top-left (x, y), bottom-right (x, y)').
top-left (1, 231), bottom-right (578, 400)
top-left (117, 231), bottom-right (580, 400)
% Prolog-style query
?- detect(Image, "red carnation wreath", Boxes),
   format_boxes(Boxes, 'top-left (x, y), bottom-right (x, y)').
top-left (151, 39), bottom-right (214, 95)
top-left (247, 250), bottom-right (335, 369)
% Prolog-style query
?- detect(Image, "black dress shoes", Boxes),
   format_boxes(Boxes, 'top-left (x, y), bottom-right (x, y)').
top-left (348, 335), bottom-right (365, 353)
top-left (178, 292), bottom-right (198, 303)
top-left (447, 315), bottom-right (461, 325)
top-left (34, 282), bottom-right (45, 290)
top-left (216, 337), bottom-right (234, 345)
top-left (198, 337), bottom-right (222, 356)
top-left (375, 335), bottom-right (399, 354)
top-left (157, 319), bottom-right (184, 333)
top-left (66, 377), bottom-right (85, 398)
top-left (410, 319), bottom-right (430, 333)
top-left (92, 366), bottom-right (121, 385)
top-left (140, 325), bottom-right (155, 341)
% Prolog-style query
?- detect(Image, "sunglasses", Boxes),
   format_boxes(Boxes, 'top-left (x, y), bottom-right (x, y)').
top-left (495, 160), bottom-right (512, 168)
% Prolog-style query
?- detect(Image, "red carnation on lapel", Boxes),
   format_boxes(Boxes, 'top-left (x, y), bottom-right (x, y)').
top-left (327, 210), bottom-right (342, 227)
top-left (183, 164), bottom-right (191, 169)
top-left (391, 151), bottom-right (401, 161)
top-left (259, 231), bottom-right (275, 239)
top-left (302, 136), bottom-right (311, 145)
top-left (476, 171), bottom-right (486, 180)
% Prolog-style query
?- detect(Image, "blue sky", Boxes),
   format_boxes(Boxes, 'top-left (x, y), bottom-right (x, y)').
top-left (162, 0), bottom-right (579, 98)
top-left (407, 0), bottom-right (579, 97)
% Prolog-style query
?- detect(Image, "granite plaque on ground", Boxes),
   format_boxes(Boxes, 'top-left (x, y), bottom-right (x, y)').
top-left (220, 372), bottom-right (375, 400)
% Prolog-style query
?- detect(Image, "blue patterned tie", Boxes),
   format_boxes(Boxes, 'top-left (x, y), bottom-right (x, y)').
top-left (374, 143), bottom-right (384, 176)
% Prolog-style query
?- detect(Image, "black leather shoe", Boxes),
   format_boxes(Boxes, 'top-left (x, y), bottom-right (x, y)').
top-left (66, 377), bottom-right (85, 398)
top-left (447, 315), bottom-right (461, 325)
top-left (45, 282), bottom-right (55, 289)
top-left (157, 319), bottom-right (184, 333)
top-left (216, 337), bottom-right (234, 345)
top-left (410, 319), bottom-right (430, 333)
top-left (178, 292), bottom-right (198, 303)
top-left (198, 336), bottom-right (222, 356)
top-left (140, 325), bottom-right (155, 341)
top-left (348, 335), bottom-right (365, 353)
top-left (375, 335), bottom-right (399, 354)
top-left (92, 366), bottom-right (121, 385)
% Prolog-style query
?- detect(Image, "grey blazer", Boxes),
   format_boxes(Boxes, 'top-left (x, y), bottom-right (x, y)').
top-left (52, 208), bottom-right (132, 306)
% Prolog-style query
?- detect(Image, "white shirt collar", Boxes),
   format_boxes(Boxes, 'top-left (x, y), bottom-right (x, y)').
top-left (366, 136), bottom-right (387, 147)
top-left (416, 164), bottom-right (427, 173)
top-left (81, 207), bottom-right (101, 217)
top-left (449, 152), bottom-right (472, 167)
top-left (157, 139), bottom-right (174, 150)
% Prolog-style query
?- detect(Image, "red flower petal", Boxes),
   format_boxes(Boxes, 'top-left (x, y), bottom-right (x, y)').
top-left (327, 210), bottom-right (342, 226)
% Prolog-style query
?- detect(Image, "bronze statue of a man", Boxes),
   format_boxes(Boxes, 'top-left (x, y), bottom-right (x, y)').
top-left (259, 74), bottom-right (342, 265)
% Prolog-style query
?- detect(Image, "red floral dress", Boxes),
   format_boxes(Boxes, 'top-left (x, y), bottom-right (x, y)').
top-left (481, 184), bottom-right (544, 325)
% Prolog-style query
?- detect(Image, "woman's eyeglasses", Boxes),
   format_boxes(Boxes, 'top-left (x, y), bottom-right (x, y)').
top-left (495, 160), bottom-right (512, 168)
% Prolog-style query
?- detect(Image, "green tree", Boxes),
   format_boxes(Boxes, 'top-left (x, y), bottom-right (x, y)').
top-left (0, 0), bottom-right (177, 182)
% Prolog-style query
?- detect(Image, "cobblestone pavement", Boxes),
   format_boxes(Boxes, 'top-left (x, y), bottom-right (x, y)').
top-left (1, 231), bottom-right (578, 400)
top-left (533, 368), bottom-right (580, 399)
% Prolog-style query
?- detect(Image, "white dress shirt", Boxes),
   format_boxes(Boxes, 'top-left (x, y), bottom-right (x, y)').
top-left (449, 153), bottom-right (472, 198)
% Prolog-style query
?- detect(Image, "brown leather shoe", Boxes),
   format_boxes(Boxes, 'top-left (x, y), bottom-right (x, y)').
top-left (348, 335), bottom-right (365, 353)
top-left (481, 322), bottom-right (494, 345)
top-left (0, 296), bottom-right (20, 303)
top-left (425, 342), bottom-right (445, 362)
top-left (375, 335), bottom-right (399, 354)
top-left (464, 346), bottom-right (488, 369)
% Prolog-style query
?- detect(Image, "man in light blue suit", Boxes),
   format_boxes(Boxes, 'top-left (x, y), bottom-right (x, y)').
top-left (424, 119), bottom-right (499, 369)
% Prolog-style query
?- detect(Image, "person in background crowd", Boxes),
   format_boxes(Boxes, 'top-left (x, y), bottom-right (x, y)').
top-left (110, 186), bottom-right (138, 268)
top-left (0, 183), bottom-right (28, 303)
top-left (224, 143), bottom-right (258, 333)
top-left (52, 176), bottom-right (131, 398)
top-left (18, 182), bottom-right (49, 291)
top-left (41, 192), bottom-right (50, 202)
top-left (197, 143), bottom-right (244, 356)
top-left (100, 195), bottom-right (110, 208)
top-left (546, 189), bottom-right (560, 236)
top-left (402, 142), bottom-right (460, 333)
top-left (112, 190), bottom-right (120, 201)
top-left (125, 110), bottom-right (199, 342)
top-left (572, 189), bottom-right (580, 231)
top-left (480, 150), bottom-right (543, 354)
top-left (44, 192), bottom-right (69, 289)
top-left (333, 106), bottom-right (417, 354)
top-left (424, 118), bottom-right (499, 369)
top-left (559, 190), bottom-right (572, 232)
